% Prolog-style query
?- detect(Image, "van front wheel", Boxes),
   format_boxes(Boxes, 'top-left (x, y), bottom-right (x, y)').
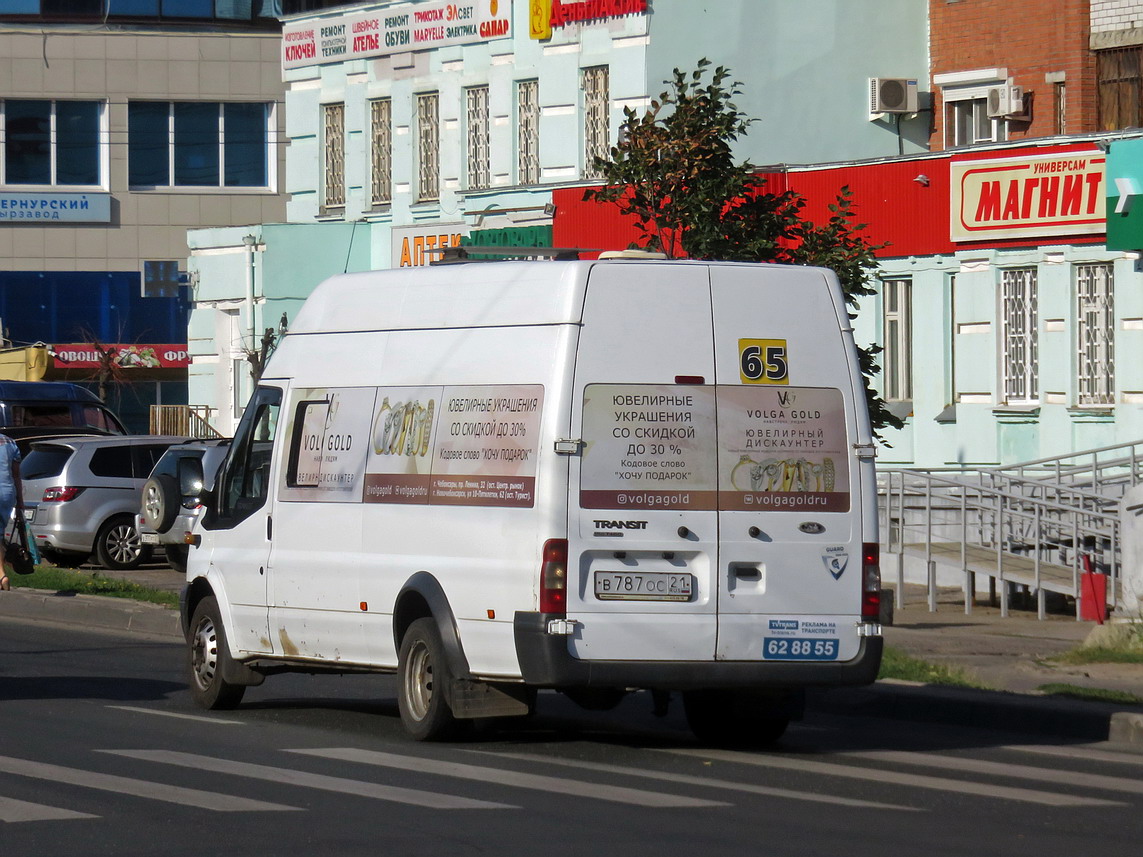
top-left (398, 618), bottom-right (463, 741)
top-left (187, 596), bottom-right (246, 710)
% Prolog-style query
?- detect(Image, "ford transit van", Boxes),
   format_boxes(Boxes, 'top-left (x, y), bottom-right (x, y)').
top-left (178, 259), bottom-right (883, 744)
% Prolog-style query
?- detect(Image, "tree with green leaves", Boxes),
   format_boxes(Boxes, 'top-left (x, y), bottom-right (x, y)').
top-left (584, 59), bottom-right (903, 435)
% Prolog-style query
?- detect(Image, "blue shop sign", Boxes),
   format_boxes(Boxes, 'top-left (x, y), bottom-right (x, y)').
top-left (0, 192), bottom-right (111, 224)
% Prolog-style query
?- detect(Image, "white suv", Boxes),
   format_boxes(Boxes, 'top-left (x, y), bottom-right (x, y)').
top-left (138, 439), bottom-right (230, 573)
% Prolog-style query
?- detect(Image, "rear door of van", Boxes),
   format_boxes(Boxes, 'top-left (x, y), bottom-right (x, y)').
top-left (709, 265), bottom-right (867, 665)
top-left (567, 262), bottom-right (867, 667)
top-left (568, 263), bottom-right (720, 661)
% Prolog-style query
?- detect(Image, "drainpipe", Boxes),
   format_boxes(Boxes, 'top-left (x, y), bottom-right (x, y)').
top-left (242, 234), bottom-right (257, 353)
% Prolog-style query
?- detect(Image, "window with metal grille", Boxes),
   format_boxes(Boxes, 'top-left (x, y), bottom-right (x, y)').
top-left (882, 278), bottom-right (913, 402)
top-left (466, 86), bottom-right (490, 190)
top-left (582, 66), bottom-right (609, 179)
top-left (1001, 268), bottom-right (1038, 404)
top-left (417, 92), bottom-right (439, 202)
top-left (946, 97), bottom-right (1007, 147)
top-left (322, 102), bottom-right (345, 212)
top-left (517, 80), bottom-right (539, 185)
top-left (370, 98), bottom-right (392, 206)
top-left (2, 99), bottom-right (104, 187)
top-left (1097, 46), bottom-right (1142, 131)
top-left (1076, 263), bottom-right (1115, 406)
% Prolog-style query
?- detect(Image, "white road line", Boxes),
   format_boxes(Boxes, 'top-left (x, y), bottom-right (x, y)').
top-left (1005, 744), bottom-right (1143, 768)
top-left (471, 750), bottom-right (923, 812)
top-left (0, 755), bottom-right (296, 813)
top-left (291, 747), bottom-right (728, 808)
top-left (106, 750), bottom-right (514, 811)
top-left (662, 749), bottom-right (1123, 808)
top-left (0, 794), bottom-right (96, 823)
top-left (106, 705), bottom-right (245, 725)
top-left (842, 749), bottom-right (1143, 796)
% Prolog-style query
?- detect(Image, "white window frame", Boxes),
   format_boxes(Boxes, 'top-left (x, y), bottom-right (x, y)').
top-left (322, 102), bottom-right (345, 213)
top-left (369, 98), bottom-right (392, 207)
top-left (517, 79), bottom-right (539, 185)
top-left (1000, 267), bottom-right (1039, 405)
top-left (582, 65), bottom-right (609, 180)
top-left (466, 85), bottom-right (490, 190)
top-left (0, 98), bottom-right (109, 190)
top-left (416, 92), bottom-right (440, 203)
top-left (1076, 263), bottom-right (1115, 406)
top-left (934, 68), bottom-right (1009, 148)
top-left (882, 278), bottom-right (913, 402)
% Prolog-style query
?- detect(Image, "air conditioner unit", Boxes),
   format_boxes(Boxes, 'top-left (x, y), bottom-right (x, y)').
top-left (869, 77), bottom-right (919, 114)
top-left (987, 84), bottom-right (1024, 118)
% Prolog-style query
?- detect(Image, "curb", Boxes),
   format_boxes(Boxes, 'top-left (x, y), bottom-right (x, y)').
top-left (1, 589), bottom-right (182, 639)
top-left (812, 681), bottom-right (1143, 747)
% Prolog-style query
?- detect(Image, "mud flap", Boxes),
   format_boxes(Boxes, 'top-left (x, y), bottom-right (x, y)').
top-left (446, 678), bottom-right (532, 719)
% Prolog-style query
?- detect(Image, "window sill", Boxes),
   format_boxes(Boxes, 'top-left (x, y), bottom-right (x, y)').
top-left (993, 405), bottom-right (1041, 422)
top-left (885, 401), bottom-right (913, 421)
top-left (1, 184), bottom-right (107, 193)
top-left (934, 404), bottom-right (957, 424)
top-left (1068, 406), bottom-right (1115, 422)
top-left (128, 186), bottom-right (277, 195)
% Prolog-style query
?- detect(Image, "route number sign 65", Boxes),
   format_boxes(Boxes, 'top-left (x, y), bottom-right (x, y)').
top-left (738, 339), bottom-right (789, 385)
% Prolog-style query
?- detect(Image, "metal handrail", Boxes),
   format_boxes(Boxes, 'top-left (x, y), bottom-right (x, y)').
top-left (879, 467), bottom-right (1119, 619)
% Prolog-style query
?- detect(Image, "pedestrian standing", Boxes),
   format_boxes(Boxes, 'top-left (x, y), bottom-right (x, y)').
top-left (0, 433), bottom-right (23, 591)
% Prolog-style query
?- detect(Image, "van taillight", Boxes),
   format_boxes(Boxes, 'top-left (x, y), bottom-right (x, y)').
top-left (861, 542), bottom-right (881, 620)
top-left (42, 486), bottom-right (84, 503)
top-left (539, 538), bottom-right (568, 614)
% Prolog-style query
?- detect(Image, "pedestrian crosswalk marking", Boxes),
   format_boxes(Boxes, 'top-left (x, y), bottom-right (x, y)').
top-left (1006, 744), bottom-right (1143, 768)
top-left (106, 705), bottom-right (245, 726)
top-left (104, 750), bottom-right (514, 811)
top-left (662, 748), bottom-right (1124, 807)
top-left (0, 794), bottom-right (96, 823)
top-left (470, 750), bottom-right (923, 812)
top-left (842, 749), bottom-right (1143, 796)
top-left (290, 747), bottom-right (727, 808)
top-left (0, 754), bottom-right (296, 813)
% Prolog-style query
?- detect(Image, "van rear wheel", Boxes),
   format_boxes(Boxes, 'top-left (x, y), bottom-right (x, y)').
top-left (187, 596), bottom-right (246, 710)
top-left (683, 689), bottom-right (790, 747)
top-left (398, 618), bottom-right (464, 741)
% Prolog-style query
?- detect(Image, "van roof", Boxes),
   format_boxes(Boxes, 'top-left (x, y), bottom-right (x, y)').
top-left (0, 381), bottom-right (103, 403)
top-left (287, 260), bottom-right (805, 336)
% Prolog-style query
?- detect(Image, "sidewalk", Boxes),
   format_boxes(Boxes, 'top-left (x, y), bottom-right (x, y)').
top-left (3, 569), bottom-right (1142, 746)
top-left (812, 583), bottom-right (1143, 747)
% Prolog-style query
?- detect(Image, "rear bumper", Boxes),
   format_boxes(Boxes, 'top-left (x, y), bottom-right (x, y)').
top-left (513, 611), bottom-right (883, 690)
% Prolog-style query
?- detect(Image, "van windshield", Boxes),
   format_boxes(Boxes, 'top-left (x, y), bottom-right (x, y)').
top-left (80, 405), bottom-right (126, 434)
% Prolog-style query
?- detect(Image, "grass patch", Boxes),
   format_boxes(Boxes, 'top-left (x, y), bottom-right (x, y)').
top-left (1036, 683), bottom-right (1143, 706)
top-left (7, 566), bottom-right (178, 609)
top-left (878, 645), bottom-right (990, 689)
top-left (1054, 647), bottom-right (1143, 666)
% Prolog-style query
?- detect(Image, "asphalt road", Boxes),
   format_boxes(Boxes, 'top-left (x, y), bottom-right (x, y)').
top-left (2, 617), bottom-right (1143, 857)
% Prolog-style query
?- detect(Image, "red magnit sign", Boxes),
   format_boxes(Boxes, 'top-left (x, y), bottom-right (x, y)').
top-left (52, 344), bottom-right (190, 370)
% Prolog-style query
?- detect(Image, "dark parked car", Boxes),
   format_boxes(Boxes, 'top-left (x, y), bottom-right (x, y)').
top-left (0, 381), bottom-right (127, 451)
top-left (22, 435), bottom-right (187, 569)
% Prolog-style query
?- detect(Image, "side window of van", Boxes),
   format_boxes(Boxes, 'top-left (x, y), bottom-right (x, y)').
top-left (213, 386), bottom-right (282, 528)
